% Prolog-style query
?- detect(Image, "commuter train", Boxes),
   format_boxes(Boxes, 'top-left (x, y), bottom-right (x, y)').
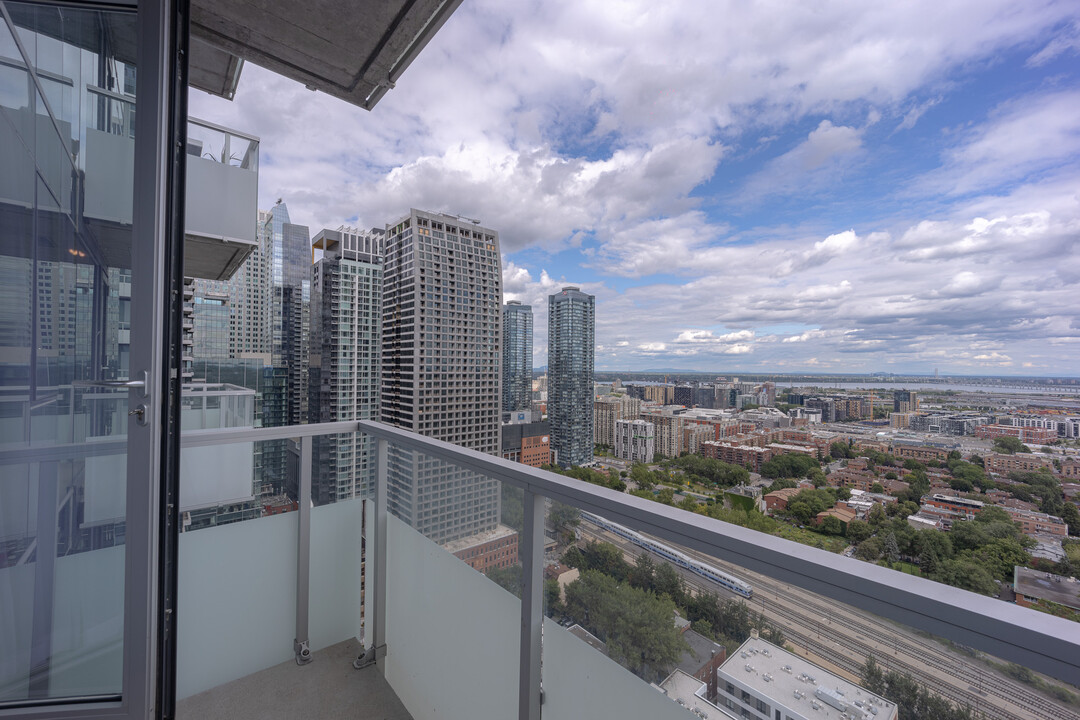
top-left (581, 512), bottom-right (753, 599)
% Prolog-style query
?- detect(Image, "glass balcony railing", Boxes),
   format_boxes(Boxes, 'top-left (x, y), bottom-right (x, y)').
top-left (162, 419), bottom-right (1080, 720)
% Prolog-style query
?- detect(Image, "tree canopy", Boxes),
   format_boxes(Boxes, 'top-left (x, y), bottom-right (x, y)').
top-left (761, 452), bottom-right (820, 479)
top-left (993, 436), bottom-right (1031, 455)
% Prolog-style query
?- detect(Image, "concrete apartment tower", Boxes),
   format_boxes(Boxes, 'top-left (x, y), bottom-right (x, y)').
top-left (502, 300), bottom-right (533, 413)
top-left (381, 209), bottom-right (503, 544)
top-left (548, 286), bottom-right (595, 467)
top-left (310, 226), bottom-right (384, 504)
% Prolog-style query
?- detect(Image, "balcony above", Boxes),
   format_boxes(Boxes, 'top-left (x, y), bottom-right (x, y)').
top-left (189, 0), bottom-right (465, 110)
top-left (77, 91), bottom-right (259, 281)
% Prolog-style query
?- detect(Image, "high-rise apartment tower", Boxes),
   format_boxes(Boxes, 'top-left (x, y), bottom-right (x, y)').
top-left (548, 286), bottom-right (595, 467)
top-left (381, 209), bottom-right (503, 544)
top-left (502, 300), bottom-right (532, 413)
top-left (310, 226), bottom-right (384, 503)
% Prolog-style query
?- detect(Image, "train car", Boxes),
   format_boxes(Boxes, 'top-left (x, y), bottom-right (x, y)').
top-left (581, 512), bottom-right (753, 598)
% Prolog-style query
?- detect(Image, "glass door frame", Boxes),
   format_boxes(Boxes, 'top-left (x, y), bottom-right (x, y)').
top-left (0, 0), bottom-right (186, 717)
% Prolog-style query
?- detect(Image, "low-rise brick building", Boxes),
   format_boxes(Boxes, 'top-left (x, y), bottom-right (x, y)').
top-left (892, 444), bottom-right (950, 462)
top-left (702, 441), bottom-right (772, 473)
top-left (976, 424), bottom-right (1058, 445)
top-left (763, 487), bottom-right (801, 514)
top-left (985, 453), bottom-right (1054, 475)
top-left (448, 524), bottom-right (520, 573)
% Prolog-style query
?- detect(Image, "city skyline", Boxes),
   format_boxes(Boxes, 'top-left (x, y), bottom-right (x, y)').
top-left (188, 0), bottom-right (1080, 376)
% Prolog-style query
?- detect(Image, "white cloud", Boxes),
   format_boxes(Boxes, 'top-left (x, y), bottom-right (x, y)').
top-left (1026, 22), bottom-right (1080, 66)
top-left (738, 121), bottom-right (864, 204)
top-left (895, 96), bottom-right (942, 131)
top-left (186, 0), bottom-right (1080, 373)
top-left (919, 90), bottom-right (1080, 196)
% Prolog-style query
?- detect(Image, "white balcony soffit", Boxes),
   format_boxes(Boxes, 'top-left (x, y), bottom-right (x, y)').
top-left (189, 0), bottom-right (465, 109)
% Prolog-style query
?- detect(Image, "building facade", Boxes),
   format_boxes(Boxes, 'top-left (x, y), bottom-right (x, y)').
top-left (501, 419), bottom-right (552, 467)
top-left (381, 209), bottom-right (503, 544)
top-left (310, 226), bottom-right (384, 503)
top-left (264, 203), bottom-right (313, 427)
top-left (614, 419), bottom-right (655, 464)
top-left (502, 300), bottom-right (532, 413)
top-left (547, 286), bottom-right (595, 467)
top-left (594, 394), bottom-right (642, 448)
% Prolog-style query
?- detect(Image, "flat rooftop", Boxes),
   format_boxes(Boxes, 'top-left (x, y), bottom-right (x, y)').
top-left (442, 523), bottom-right (518, 554)
top-left (1014, 566), bottom-right (1080, 610)
top-left (718, 637), bottom-right (897, 720)
top-left (659, 669), bottom-right (738, 719)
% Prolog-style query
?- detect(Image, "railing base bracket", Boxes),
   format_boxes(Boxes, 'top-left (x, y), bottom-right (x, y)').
top-left (353, 643), bottom-right (387, 670)
top-left (294, 639), bottom-right (312, 666)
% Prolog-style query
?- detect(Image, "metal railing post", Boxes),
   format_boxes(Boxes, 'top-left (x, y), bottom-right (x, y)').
top-left (357, 436), bottom-right (389, 669)
top-left (373, 437), bottom-right (388, 666)
top-left (294, 436), bottom-right (312, 664)
top-left (519, 489), bottom-right (544, 720)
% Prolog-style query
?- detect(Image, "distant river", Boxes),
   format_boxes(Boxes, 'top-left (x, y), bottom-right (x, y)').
top-left (775, 381), bottom-right (1080, 396)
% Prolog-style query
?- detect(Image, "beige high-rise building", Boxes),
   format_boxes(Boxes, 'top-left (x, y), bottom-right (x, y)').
top-left (594, 394), bottom-right (642, 448)
top-left (381, 209), bottom-right (503, 545)
top-left (640, 406), bottom-right (685, 458)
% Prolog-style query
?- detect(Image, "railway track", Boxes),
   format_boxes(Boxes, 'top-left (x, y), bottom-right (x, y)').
top-left (690, 549), bottom-right (1077, 720)
top-left (581, 525), bottom-right (1078, 720)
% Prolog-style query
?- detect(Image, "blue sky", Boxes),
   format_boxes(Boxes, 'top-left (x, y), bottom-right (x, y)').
top-left (190, 0), bottom-right (1080, 375)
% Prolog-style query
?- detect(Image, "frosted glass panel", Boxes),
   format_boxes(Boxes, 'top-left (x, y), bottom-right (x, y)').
top-left (176, 512), bottom-right (297, 700)
top-left (309, 496), bottom-right (365, 651)
top-left (542, 618), bottom-right (690, 720)
top-left (0, 563), bottom-right (35, 700)
top-left (384, 515), bottom-right (519, 720)
top-left (49, 546), bottom-right (124, 696)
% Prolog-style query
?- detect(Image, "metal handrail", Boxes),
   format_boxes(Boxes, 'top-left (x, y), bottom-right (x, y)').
top-left (2, 417), bottom-right (1077, 686)
top-left (355, 419), bottom-right (1080, 686)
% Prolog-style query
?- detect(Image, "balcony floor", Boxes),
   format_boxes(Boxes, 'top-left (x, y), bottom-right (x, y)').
top-left (176, 639), bottom-right (413, 720)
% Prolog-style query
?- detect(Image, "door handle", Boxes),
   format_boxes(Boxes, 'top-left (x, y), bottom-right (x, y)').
top-left (73, 370), bottom-right (148, 398)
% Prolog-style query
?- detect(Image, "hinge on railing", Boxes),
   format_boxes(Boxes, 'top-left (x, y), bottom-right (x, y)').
top-left (294, 639), bottom-right (312, 666)
top-left (352, 643), bottom-right (387, 670)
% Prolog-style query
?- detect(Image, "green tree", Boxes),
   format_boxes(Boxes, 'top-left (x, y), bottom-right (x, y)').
top-left (1061, 503), bottom-right (1080, 537)
top-left (846, 518), bottom-right (873, 543)
top-left (870, 482), bottom-right (885, 494)
top-left (932, 559), bottom-right (998, 595)
top-left (653, 563), bottom-right (687, 606)
top-left (884, 532), bottom-right (901, 564)
top-left (761, 452), bottom-right (820, 479)
top-left (861, 655), bottom-right (885, 695)
top-left (788, 501), bottom-right (813, 524)
top-left (868, 503), bottom-right (888, 527)
top-left (656, 487), bottom-right (675, 505)
top-left (563, 571), bottom-right (689, 681)
top-left (830, 441), bottom-right (854, 459)
top-left (629, 553), bottom-right (656, 590)
top-left (544, 578), bottom-right (563, 616)
top-left (821, 515), bottom-right (845, 536)
top-left (501, 485), bottom-right (524, 530)
top-left (993, 436), bottom-right (1031, 455)
top-left (487, 564), bottom-right (524, 597)
top-left (971, 538), bottom-right (1031, 581)
top-left (677, 494), bottom-right (700, 512)
top-left (855, 537), bottom-right (884, 561)
top-left (550, 503), bottom-right (582, 535)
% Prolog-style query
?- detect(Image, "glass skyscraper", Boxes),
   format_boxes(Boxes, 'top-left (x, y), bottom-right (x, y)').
top-left (263, 203), bottom-right (312, 426)
top-left (501, 300), bottom-right (532, 413)
top-left (547, 286), bottom-right (595, 467)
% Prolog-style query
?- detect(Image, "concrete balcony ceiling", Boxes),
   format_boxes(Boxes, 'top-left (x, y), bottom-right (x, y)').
top-left (190, 0), bottom-right (464, 109)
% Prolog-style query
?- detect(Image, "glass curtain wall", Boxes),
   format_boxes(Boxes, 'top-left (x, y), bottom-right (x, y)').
top-left (0, 1), bottom-right (138, 705)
